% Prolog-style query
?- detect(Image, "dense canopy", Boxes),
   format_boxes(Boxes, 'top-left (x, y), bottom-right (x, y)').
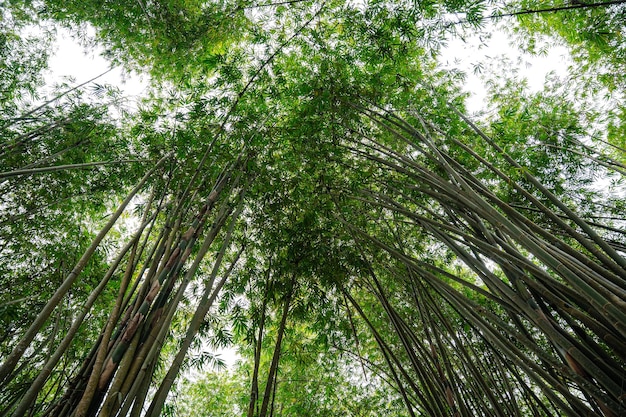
top-left (1, 0), bottom-right (625, 416)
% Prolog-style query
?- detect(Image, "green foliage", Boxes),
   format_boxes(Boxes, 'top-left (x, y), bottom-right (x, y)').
top-left (1, 0), bottom-right (625, 416)
top-left (35, 0), bottom-right (250, 80)
top-left (0, 6), bottom-right (51, 115)
top-left (173, 371), bottom-right (247, 417)
top-left (509, 0), bottom-right (626, 155)
top-left (512, 1), bottom-right (625, 85)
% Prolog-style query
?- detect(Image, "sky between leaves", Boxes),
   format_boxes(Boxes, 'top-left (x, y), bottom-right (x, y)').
top-left (47, 19), bottom-right (570, 115)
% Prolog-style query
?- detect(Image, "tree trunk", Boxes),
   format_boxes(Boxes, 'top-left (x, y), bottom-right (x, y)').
top-left (247, 276), bottom-right (270, 417)
top-left (259, 275), bottom-right (295, 417)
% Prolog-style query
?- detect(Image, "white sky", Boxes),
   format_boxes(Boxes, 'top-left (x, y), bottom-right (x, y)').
top-left (46, 28), bottom-right (148, 101)
top-left (438, 23), bottom-right (571, 112)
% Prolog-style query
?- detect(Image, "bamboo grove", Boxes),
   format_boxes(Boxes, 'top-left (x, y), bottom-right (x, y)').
top-left (1, 0), bottom-right (625, 416)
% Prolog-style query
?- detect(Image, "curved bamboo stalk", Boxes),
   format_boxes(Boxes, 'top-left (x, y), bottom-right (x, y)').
top-left (0, 153), bottom-right (170, 387)
top-left (145, 192), bottom-right (246, 417)
top-left (9, 212), bottom-right (155, 417)
top-left (73, 187), bottom-right (158, 417)
top-left (0, 160), bottom-right (150, 179)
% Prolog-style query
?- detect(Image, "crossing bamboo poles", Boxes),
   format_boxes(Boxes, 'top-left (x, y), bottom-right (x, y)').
top-left (331, 100), bottom-right (626, 416)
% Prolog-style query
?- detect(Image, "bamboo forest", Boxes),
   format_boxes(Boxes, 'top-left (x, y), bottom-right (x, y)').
top-left (1, 0), bottom-right (626, 416)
